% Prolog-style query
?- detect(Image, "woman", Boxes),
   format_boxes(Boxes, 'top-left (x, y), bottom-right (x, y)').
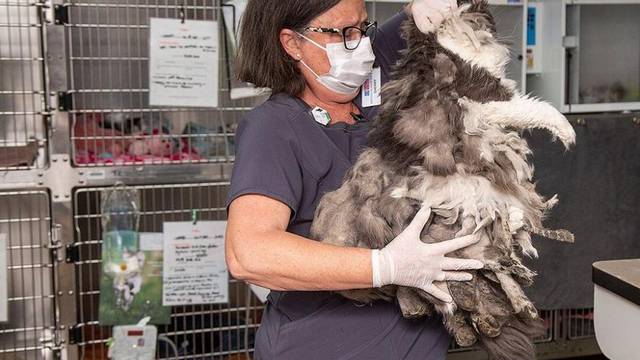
top-left (224, 0), bottom-right (483, 358)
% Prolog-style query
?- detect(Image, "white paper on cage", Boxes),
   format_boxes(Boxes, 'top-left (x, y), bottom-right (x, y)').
top-left (162, 221), bottom-right (228, 305)
top-left (149, 18), bottom-right (219, 108)
top-left (221, 0), bottom-right (270, 100)
top-left (0, 234), bottom-right (7, 322)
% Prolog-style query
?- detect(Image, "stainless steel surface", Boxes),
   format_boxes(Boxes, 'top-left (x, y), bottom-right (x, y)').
top-left (0, 189), bottom-right (56, 360)
top-left (0, 0), bottom-right (49, 171)
top-left (52, 198), bottom-right (80, 360)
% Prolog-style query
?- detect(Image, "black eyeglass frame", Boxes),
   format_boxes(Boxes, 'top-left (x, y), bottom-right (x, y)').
top-left (302, 20), bottom-right (377, 50)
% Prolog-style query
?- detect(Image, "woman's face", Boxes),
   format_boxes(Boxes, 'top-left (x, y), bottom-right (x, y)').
top-left (296, 0), bottom-right (369, 103)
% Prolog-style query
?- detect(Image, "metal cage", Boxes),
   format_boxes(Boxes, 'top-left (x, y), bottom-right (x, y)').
top-left (62, 0), bottom-right (261, 167)
top-left (565, 307), bottom-right (596, 340)
top-left (0, 189), bottom-right (56, 360)
top-left (0, 0), bottom-right (49, 171)
top-left (71, 182), bottom-right (263, 359)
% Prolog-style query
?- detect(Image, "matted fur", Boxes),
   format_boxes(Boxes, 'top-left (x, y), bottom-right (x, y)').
top-left (309, 1), bottom-right (575, 359)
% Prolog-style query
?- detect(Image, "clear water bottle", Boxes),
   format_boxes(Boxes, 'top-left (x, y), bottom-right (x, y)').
top-left (101, 183), bottom-right (140, 276)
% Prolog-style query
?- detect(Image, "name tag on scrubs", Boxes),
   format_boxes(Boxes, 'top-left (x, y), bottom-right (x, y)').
top-left (361, 67), bottom-right (381, 108)
top-left (311, 106), bottom-right (331, 126)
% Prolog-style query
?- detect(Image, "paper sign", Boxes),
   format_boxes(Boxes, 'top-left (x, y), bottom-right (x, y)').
top-left (149, 18), bottom-right (219, 108)
top-left (0, 234), bottom-right (7, 322)
top-left (162, 221), bottom-right (228, 305)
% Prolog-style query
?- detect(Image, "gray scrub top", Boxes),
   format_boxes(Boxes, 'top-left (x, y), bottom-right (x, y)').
top-left (226, 11), bottom-right (450, 360)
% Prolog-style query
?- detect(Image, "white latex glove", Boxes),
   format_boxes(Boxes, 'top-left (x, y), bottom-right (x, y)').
top-left (371, 206), bottom-right (484, 303)
top-left (411, 0), bottom-right (458, 34)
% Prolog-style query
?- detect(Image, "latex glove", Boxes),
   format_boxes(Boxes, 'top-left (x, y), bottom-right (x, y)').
top-left (371, 206), bottom-right (484, 303)
top-left (411, 0), bottom-right (458, 34)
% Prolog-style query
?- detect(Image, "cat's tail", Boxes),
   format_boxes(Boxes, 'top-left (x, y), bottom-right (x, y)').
top-left (458, 94), bottom-right (577, 149)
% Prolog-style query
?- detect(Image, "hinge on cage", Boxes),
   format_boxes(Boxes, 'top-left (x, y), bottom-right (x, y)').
top-left (53, 4), bottom-right (69, 25)
top-left (65, 244), bottom-right (79, 263)
top-left (48, 224), bottom-right (63, 250)
top-left (67, 325), bottom-right (82, 345)
top-left (57, 91), bottom-right (73, 111)
top-left (41, 333), bottom-right (64, 356)
top-left (562, 36), bottom-right (578, 49)
top-left (37, 0), bottom-right (55, 24)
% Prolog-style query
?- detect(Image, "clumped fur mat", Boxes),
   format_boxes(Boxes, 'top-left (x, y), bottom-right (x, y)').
top-left (309, 1), bottom-right (576, 359)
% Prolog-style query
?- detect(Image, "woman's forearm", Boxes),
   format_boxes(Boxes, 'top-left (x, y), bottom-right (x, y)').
top-left (227, 228), bottom-right (373, 291)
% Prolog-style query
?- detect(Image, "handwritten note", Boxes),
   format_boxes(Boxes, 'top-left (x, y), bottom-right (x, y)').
top-left (162, 221), bottom-right (228, 305)
top-left (149, 18), bottom-right (219, 107)
top-left (0, 234), bottom-right (7, 322)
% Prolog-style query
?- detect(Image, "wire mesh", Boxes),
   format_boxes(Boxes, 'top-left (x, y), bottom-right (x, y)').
top-left (0, 0), bottom-right (48, 170)
top-left (64, 0), bottom-right (264, 167)
top-left (72, 183), bottom-right (263, 359)
top-left (0, 190), bottom-right (56, 360)
top-left (535, 309), bottom-right (556, 343)
top-left (565, 307), bottom-right (595, 340)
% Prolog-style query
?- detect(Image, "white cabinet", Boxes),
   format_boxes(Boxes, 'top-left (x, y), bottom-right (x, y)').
top-left (527, 0), bottom-right (640, 113)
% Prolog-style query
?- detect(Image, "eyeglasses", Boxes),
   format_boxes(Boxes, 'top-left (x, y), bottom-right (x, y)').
top-left (302, 20), bottom-right (377, 50)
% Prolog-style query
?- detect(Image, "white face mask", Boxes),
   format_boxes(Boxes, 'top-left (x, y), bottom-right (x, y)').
top-left (297, 33), bottom-right (376, 95)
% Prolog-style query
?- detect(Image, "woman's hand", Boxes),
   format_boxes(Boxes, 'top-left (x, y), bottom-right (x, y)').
top-left (410, 0), bottom-right (458, 34)
top-left (371, 206), bottom-right (484, 303)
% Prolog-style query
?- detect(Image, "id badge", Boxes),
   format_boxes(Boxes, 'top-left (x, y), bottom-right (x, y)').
top-left (361, 67), bottom-right (382, 108)
top-left (311, 106), bottom-right (331, 126)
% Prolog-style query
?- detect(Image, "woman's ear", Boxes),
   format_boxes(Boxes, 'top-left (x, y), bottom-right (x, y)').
top-left (279, 28), bottom-right (303, 61)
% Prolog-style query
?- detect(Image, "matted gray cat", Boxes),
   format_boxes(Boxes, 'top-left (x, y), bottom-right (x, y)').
top-left (310, 1), bottom-right (576, 359)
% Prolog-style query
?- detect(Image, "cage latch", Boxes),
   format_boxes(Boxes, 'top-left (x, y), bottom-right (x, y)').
top-left (562, 36), bottom-right (578, 49)
top-left (65, 244), bottom-right (80, 263)
top-left (40, 334), bottom-right (64, 356)
top-left (47, 223), bottom-right (63, 250)
top-left (57, 91), bottom-right (73, 111)
top-left (53, 4), bottom-right (69, 25)
top-left (67, 325), bottom-right (83, 345)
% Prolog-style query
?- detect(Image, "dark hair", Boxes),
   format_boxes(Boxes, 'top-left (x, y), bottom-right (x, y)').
top-left (236, 0), bottom-right (341, 96)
